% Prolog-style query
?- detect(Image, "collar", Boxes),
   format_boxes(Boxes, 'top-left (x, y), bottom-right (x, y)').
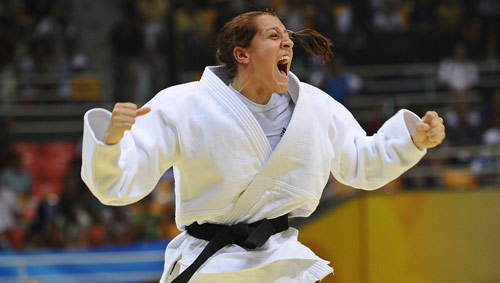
top-left (204, 65), bottom-right (299, 105)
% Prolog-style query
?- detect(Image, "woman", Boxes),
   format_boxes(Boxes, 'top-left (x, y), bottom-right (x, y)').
top-left (81, 11), bottom-right (445, 283)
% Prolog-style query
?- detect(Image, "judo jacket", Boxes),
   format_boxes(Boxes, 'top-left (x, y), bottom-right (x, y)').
top-left (81, 65), bottom-right (426, 282)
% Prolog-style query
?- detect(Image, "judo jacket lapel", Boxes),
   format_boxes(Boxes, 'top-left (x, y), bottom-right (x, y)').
top-left (201, 66), bottom-right (308, 223)
top-left (201, 66), bottom-right (272, 165)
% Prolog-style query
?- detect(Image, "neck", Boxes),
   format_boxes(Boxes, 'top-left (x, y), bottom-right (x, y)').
top-left (233, 74), bottom-right (272, 105)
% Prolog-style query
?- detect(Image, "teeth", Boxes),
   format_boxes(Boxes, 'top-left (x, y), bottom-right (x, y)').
top-left (278, 56), bottom-right (290, 64)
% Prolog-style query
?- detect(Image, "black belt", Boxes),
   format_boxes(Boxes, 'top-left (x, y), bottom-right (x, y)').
top-left (171, 214), bottom-right (289, 283)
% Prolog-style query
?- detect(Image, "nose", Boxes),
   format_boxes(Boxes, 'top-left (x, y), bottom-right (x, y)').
top-left (282, 35), bottom-right (294, 49)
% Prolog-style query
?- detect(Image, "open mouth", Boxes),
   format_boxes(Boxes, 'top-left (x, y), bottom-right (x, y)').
top-left (277, 56), bottom-right (290, 76)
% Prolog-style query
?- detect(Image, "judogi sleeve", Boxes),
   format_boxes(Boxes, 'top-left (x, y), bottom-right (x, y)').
top-left (330, 107), bottom-right (426, 190)
top-left (81, 103), bottom-right (179, 205)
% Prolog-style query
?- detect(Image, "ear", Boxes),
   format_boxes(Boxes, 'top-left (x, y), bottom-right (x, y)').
top-left (233, 46), bottom-right (250, 64)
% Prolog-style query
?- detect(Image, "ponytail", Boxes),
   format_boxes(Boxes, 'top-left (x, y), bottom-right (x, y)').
top-left (291, 29), bottom-right (334, 63)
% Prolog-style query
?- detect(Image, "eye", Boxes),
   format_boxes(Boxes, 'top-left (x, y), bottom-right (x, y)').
top-left (270, 33), bottom-right (279, 38)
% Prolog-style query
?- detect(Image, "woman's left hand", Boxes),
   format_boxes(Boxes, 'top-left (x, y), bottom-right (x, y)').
top-left (412, 111), bottom-right (446, 150)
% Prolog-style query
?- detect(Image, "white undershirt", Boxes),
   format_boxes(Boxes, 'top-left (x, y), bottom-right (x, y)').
top-left (230, 84), bottom-right (295, 150)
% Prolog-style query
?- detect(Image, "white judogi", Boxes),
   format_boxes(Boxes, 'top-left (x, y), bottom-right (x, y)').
top-left (81, 66), bottom-right (426, 282)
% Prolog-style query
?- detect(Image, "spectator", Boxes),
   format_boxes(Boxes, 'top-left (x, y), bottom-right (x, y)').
top-left (477, 0), bottom-right (500, 61)
top-left (435, 0), bottom-right (465, 56)
top-left (370, 0), bottom-right (406, 63)
top-left (328, 2), bottom-right (354, 61)
top-left (15, 42), bottom-right (36, 102)
top-left (109, 206), bottom-right (134, 244)
top-left (438, 43), bottom-right (479, 93)
top-left (55, 158), bottom-right (97, 248)
top-left (0, 117), bottom-right (11, 168)
top-left (477, 0), bottom-right (500, 22)
top-left (372, 0), bottom-right (404, 33)
top-left (136, 0), bottom-right (168, 102)
top-left (481, 89), bottom-right (500, 144)
top-left (172, 1), bottom-right (216, 82)
top-left (470, 90), bottom-right (500, 185)
top-left (309, 56), bottom-right (363, 108)
top-left (28, 196), bottom-right (66, 248)
top-left (483, 123), bottom-right (500, 146)
top-left (312, 0), bottom-right (335, 41)
top-left (0, 151), bottom-right (33, 195)
top-left (0, 184), bottom-right (22, 249)
top-left (1, 64), bottom-right (17, 107)
top-left (138, 0), bottom-right (168, 51)
top-left (436, 0), bottom-right (464, 34)
top-left (484, 23), bottom-right (499, 63)
top-left (277, 0), bottom-right (306, 33)
top-left (410, 0), bottom-right (437, 61)
top-left (444, 95), bottom-right (482, 146)
top-left (109, 2), bottom-right (145, 102)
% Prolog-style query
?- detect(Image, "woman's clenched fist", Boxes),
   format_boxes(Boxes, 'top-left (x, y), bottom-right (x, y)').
top-left (411, 111), bottom-right (446, 150)
top-left (104, 102), bottom-right (151, 145)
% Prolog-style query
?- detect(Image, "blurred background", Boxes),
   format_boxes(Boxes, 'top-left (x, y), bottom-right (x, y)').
top-left (0, 0), bottom-right (499, 282)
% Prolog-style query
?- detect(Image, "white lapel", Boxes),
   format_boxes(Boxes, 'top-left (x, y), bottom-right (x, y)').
top-left (201, 67), bottom-right (310, 223)
top-left (201, 66), bottom-right (307, 168)
top-left (257, 71), bottom-right (307, 176)
top-left (201, 66), bottom-right (271, 165)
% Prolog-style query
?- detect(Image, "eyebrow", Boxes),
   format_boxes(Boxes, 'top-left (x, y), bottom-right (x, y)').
top-left (263, 27), bottom-right (286, 34)
top-left (262, 27), bottom-right (290, 34)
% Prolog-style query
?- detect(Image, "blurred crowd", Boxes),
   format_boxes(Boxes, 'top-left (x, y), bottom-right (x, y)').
top-left (159, 0), bottom-right (500, 81)
top-left (0, 138), bottom-right (180, 251)
top-left (2, 0), bottom-right (499, 103)
top-left (0, 0), bottom-right (88, 104)
top-left (0, 0), bottom-right (499, 251)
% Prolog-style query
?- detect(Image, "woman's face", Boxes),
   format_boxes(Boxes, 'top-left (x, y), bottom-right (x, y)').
top-left (239, 15), bottom-right (294, 95)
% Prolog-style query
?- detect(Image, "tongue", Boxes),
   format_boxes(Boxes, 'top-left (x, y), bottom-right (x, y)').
top-left (277, 63), bottom-right (287, 76)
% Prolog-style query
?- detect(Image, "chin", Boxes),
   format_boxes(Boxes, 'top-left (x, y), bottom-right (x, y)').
top-left (269, 71), bottom-right (289, 93)
top-left (275, 80), bottom-right (289, 93)
top-left (277, 85), bottom-right (289, 93)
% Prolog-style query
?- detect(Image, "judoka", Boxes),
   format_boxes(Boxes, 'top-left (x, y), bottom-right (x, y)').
top-left (81, 10), bottom-right (445, 283)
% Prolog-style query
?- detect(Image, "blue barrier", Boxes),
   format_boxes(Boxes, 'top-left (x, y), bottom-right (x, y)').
top-left (0, 241), bottom-right (169, 283)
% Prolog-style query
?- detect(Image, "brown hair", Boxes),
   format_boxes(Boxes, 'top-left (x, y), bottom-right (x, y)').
top-left (216, 11), bottom-right (334, 78)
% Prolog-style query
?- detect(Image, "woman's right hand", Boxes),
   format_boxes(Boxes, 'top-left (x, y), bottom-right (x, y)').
top-left (104, 102), bottom-right (151, 145)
